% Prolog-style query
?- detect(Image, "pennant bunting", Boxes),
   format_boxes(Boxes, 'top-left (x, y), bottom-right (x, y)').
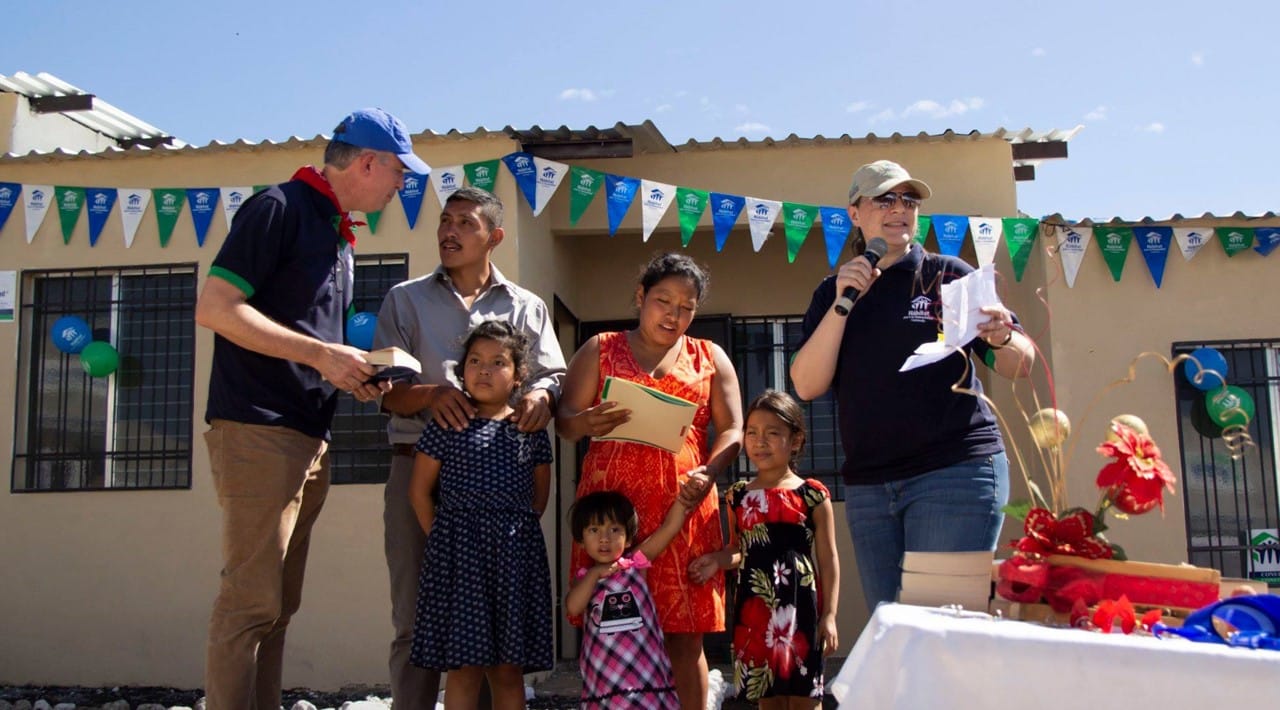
top-left (969, 217), bottom-right (1002, 267)
top-left (118, 188), bottom-right (150, 248)
top-left (0, 182), bottom-right (19, 234)
top-left (1173, 227), bottom-right (1211, 261)
top-left (1094, 226), bottom-right (1132, 282)
top-left (639, 179), bottom-right (675, 242)
top-left (532, 157), bottom-right (568, 217)
top-left (567, 167), bottom-right (604, 226)
top-left (500, 152), bottom-right (538, 212)
top-left (781, 203), bottom-right (818, 263)
top-left (1134, 226), bottom-right (1173, 288)
top-left (430, 166), bottom-right (462, 208)
top-left (931, 215), bottom-right (969, 257)
top-left (820, 206), bottom-right (853, 268)
top-left (604, 174), bottom-right (640, 237)
top-left (365, 210), bottom-right (382, 234)
top-left (465, 160), bottom-right (500, 192)
top-left (1056, 225), bottom-right (1092, 288)
top-left (1254, 227), bottom-right (1280, 257)
top-left (709, 193), bottom-right (745, 252)
top-left (186, 188), bottom-right (220, 246)
top-left (152, 188), bottom-right (186, 247)
top-left (1217, 227), bottom-right (1253, 258)
top-left (915, 215), bottom-right (931, 246)
top-left (675, 187), bottom-right (708, 247)
top-left (253, 184), bottom-right (271, 194)
top-left (398, 172), bottom-right (429, 229)
top-left (84, 188), bottom-right (117, 247)
top-left (54, 186), bottom-right (86, 245)
top-left (745, 197), bottom-right (781, 252)
top-left (1002, 218), bottom-right (1039, 282)
top-left (221, 187), bottom-right (252, 231)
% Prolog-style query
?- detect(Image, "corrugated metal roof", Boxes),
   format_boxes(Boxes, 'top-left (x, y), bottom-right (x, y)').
top-left (675, 125), bottom-right (1082, 157)
top-left (0, 71), bottom-right (181, 149)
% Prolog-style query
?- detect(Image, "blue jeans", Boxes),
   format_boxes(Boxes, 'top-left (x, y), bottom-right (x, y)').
top-left (843, 453), bottom-right (1009, 613)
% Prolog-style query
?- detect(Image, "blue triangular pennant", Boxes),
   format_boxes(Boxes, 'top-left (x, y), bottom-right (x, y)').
top-left (84, 187), bottom-right (118, 247)
top-left (500, 152), bottom-right (538, 212)
top-left (398, 172), bottom-right (429, 230)
top-left (1135, 226), bottom-right (1173, 287)
top-left (186, 188), bottom-right (220, 247)
top-left (604, 174), bottom-right (640, 237)
top-left (1254, 227), bottom-right (1280, 256)
top-left (932, 215), bottom-right (969, 257)
top-left (709, 193), bottom-right (746, 252)
top-left (0, 182), bottom-right (20, 234)
top-left (819, 206), bottom-right (853, 268)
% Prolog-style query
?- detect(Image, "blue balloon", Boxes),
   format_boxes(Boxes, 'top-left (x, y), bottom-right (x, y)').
top-left (1184, 347), bottom-right (1229, 391)
top-left (50, 315), bottom-right (92, 354)
top-left (346, 311), bottom-right (377, 350)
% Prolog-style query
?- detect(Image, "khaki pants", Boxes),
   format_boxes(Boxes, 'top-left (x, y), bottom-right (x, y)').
top-left (204, 420), bottom-right (330, 710)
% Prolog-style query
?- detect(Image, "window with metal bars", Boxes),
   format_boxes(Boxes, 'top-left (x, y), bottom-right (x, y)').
top-left (731, 316), bottom-right (844, 499)
top-left (329, 253), bottom-right (409, 485)
top-left (13, 264), bottom-right (197, 491)
top-left (1172, 339), bottom-right (1280, 585)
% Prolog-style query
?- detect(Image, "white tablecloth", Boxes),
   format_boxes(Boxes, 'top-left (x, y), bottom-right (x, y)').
top-left (830, 603), bottom-right (1280, 709)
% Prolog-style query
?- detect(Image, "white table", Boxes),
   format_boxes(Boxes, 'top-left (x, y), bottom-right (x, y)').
top-left (830, 603), bottom-right (1280, 709)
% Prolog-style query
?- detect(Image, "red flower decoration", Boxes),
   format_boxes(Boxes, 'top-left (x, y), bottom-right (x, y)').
top-left (734, 596), bottom-right (771, 664)
top-left (1092, 596), bottom-right (1137, 634)
top-left (1015, 507), bottom-right (1114, 560)
top-left (1096, 423), bottom-right (1176, 514)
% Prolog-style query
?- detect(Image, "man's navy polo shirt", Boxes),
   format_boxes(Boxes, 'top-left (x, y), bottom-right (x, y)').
top-left (205, 179), bottom-right (352, 440)
top-left (798, 244), bottom-right (1005, 485)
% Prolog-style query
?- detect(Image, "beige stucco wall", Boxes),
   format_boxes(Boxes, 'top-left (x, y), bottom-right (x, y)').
top-left (8, 126), bottom-right (1252, 690)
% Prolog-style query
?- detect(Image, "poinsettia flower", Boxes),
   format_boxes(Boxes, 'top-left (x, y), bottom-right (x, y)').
top-left (764, 605), bottom-right (809, 680)
top-left (738, 490), bottom-right (769, 529)
top-left (1096, 423), bottom-right (1177, 514)
top-left (734, 596), bottom-right (772, 664)
top-left (1015, 507), bottom-right (1114, 560)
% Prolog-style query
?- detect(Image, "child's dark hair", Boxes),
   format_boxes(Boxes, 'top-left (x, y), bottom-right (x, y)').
top-left (637, 252), bottom-right (710, 305)
top-left (453, 319), bottom-right (530, 388)
top-left (569, 491), bottom-right (639, 544)
top-left (747, 389), bottom-right (807, 466)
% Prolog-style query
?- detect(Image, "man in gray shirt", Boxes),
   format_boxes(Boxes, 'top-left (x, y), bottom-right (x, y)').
top-left (372, 186), bottom-right (566, 708)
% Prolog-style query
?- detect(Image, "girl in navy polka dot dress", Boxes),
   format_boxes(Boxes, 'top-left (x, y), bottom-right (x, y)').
top-left (408, 319), bottom-right (554, 708)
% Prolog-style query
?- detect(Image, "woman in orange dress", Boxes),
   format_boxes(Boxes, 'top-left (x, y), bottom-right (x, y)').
top-left (557, 252), bottom-right (743, 709)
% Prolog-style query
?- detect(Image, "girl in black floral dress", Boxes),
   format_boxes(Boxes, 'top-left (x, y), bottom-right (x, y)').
top-left (690, 390), bottom-right (840, 708)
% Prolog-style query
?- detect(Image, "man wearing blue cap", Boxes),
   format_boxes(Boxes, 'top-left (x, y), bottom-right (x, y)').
top-left (196, 108), bottom-right (430, 710)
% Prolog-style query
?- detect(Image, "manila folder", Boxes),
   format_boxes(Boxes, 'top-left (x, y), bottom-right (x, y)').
top-left (597, 376), bottom-right (697, 454)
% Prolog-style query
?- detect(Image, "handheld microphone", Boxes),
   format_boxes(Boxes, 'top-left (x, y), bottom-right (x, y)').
top-left (833, 237), bottom-right (888, 316)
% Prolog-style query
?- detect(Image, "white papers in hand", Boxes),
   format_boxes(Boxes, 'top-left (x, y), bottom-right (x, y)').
top-left (899, 264), bottom-right (1001, 372)
top-left (597, 376), bottom-right (697, 453)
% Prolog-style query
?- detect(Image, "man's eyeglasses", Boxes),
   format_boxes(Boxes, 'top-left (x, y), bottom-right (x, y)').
top-left (867, 191), bottom-right (923, 210)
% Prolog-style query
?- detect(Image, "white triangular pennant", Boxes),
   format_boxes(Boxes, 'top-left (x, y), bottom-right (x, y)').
top-left (221, 187), bottom-right (253, 233)
top-left (639, 180), bottom-right (675, 242)
top-left (118, 188), bottom-right (151, 248)
top-left (1056, 225), bottom-right (1092, 288)
top-left (1173, 227), bottom-right (1211, 262)
top-left (532, 157), bottom-right (568, 217)
top-left (744, 197), bottom-right (782, 252)
top-left (431, 165), bottom-right (464, 207)
top-left (23, 184), bottom-right (53, 243)
top-left (970, 217), bottom-right (1003, 267)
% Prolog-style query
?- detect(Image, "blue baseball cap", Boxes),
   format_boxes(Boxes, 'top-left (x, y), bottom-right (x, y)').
top-left (332, 108), bottom-right (431, 175)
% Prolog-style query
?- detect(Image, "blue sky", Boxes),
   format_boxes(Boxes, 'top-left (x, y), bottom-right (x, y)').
top-left (4, 0), bottom-right (1276, 222)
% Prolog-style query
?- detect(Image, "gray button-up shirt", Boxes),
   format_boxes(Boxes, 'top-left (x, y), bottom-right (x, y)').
top-left (372, 263), bottom-right (567, 445)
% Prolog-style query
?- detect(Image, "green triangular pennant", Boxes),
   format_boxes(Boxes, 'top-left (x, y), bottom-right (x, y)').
top-left (253, 184), bottom-right (271, 194)
top-left (675, 187), bottom-right (709, 247)
top-left (365, 210), bottom-right (382, 234)
top-left (465, 160), bottom-right (500, 192)
top-left (54, 186), bottom-right (86, 244)
top-left (915, 215), bottom-right (931, 246)
top-left (1216, 227), bottom-right (1254, 257)
top-left (1002, 218), bottom-right (1039, 282)
top-left (567, 166), bottom-right (604, 226)
top-left (781, 202), bottom-right (818, 263)
top-left (1094, 225), bottom-right (1133, 282)
top-left (152, 188), bottom-right (186, 247)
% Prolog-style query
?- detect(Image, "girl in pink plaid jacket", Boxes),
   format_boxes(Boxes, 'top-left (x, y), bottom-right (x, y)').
top-left (566, 476), bottom-right (707, 709)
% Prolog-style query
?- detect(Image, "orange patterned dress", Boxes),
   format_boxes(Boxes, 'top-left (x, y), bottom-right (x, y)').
top-left (571, 331), bottom-right (726, 634)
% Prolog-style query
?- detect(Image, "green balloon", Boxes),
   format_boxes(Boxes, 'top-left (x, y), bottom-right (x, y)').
top-left (1205, 385), bottom-right (1255, 428)
top-left (80, 341), bottom-right (120, 377)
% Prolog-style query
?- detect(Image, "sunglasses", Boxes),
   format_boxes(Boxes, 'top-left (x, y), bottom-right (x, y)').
top-left (866, 191), bottom-right (923, 210)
